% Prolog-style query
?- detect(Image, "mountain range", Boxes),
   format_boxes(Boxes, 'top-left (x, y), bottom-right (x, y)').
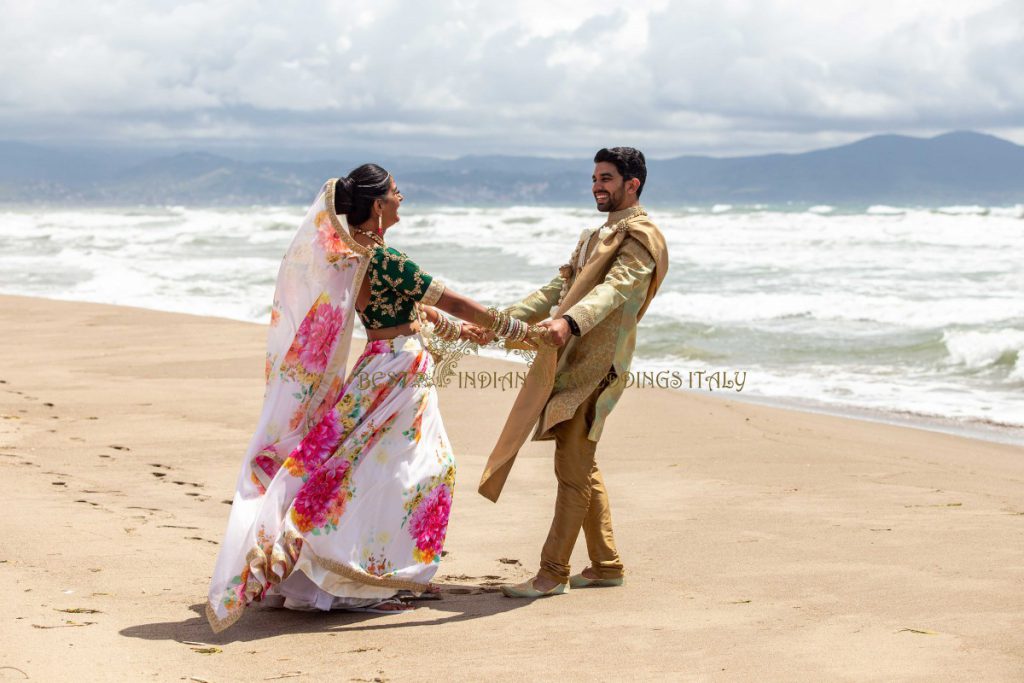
top-left (1, 131), bottom-right (1021, 206)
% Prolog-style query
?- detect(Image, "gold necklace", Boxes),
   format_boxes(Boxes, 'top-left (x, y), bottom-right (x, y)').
top-left (354, 228), bottom-right (386, 248)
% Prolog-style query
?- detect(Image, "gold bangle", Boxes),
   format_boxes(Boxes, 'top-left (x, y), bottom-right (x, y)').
top-left (438, 315), bottom-right (460, 342)
top-left (486, 307), bottom-right (508, 335)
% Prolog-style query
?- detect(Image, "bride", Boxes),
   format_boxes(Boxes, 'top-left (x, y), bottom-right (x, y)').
top-left (206, 164), bottom-right (539, 632)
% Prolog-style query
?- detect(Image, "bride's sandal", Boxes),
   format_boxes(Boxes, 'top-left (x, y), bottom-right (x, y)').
top-left (348, 598), bottom-right (416, 614)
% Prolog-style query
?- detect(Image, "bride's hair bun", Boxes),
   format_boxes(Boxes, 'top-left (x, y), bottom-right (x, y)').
top-left (333, 164), bottom-right (391, 224)
top-left (334, 176), bottom-right (356, 214)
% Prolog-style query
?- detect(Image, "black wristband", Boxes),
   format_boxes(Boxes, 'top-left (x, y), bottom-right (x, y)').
top-left (562, 315), bottom-right (581, 336)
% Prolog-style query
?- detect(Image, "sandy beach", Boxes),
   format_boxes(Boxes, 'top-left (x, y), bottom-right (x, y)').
top-left (1, 293), bottom-right (1022, 682)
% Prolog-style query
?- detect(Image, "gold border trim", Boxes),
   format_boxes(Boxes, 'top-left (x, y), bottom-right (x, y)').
top-left (206, 600), bottom-right (244, 634)
top-left (565, 304), bottom-right (597, 336)
top-left (420, 279), bottom-right (445, 306)
top-left (205, 543), bottom-right (430, 633)
top-left (305, 546), bottom-right (431, 593)
top-left (306, 184), bottom-right (374, 414)
top-left (325, 178), bottom-right (371, 259)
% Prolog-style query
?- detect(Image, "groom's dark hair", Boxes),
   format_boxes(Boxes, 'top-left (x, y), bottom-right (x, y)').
top-left (594, 147), bottom-right (647, 198)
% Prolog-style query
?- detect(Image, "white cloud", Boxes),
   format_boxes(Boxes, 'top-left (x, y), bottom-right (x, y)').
top-left (0, 0), bottom-right (1021, 155)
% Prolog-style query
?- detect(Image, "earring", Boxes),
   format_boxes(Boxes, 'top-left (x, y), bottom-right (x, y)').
top-left (377, 214), bottom-right (382, 233)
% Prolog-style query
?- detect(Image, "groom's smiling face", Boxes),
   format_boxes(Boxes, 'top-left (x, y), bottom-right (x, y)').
top-left (592, 161), bottom-right (628, 212)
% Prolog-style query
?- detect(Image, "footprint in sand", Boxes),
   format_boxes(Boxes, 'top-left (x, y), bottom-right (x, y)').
top-left (186, 536), bottom-right (218, 545)
top-left (124, 506), bottom-right (164, 527)
top-left (109, 445), bottom-right (130, 451)
top-left (125, 506), bottom-right (161, 519)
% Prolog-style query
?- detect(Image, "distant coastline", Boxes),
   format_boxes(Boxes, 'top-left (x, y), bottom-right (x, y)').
top-left (3, 130), bottom-right (1023, 206)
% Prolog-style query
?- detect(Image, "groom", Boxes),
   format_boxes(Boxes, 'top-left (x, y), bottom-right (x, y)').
top-left (478, 147), bottom-right (669, 597)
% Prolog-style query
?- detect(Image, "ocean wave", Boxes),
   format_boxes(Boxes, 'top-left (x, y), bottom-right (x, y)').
top-left (943, 329), bottom-right (1024, 380)
top-left (4, 204), bottom-right (1024, 433)
top-left (866, 205), bottom-right (909, 215)
top-left (935, 205), bottom-right (989, 216)
top-left (647, 291), bottom-right (1023, 328)
top-left (433, 276), bottom-right (543, 305)
top-left (990, 205), bottom-right (1024, 219)
top-left (628, 358), bottom-right (1024, 429)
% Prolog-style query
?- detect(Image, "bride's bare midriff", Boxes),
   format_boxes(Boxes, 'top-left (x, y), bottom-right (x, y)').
top-left (364, 320), bottom-right (421, 341)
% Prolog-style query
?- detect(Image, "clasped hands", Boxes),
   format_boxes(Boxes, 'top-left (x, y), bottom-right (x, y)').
top-left (462, 317), bottom-right (571, 348)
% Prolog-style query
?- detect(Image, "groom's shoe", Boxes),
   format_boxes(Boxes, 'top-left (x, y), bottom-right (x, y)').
top-left (500, 578), bottom-right (568, 599)
top-left (569, 573), bottom-right (625, 588)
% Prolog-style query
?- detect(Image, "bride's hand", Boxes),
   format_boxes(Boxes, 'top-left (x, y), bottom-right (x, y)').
top-left (460, 323), bottom-right (491, 344)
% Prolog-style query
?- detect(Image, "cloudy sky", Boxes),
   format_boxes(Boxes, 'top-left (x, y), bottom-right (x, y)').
top-left (2, 0), bottom-right (1022, 158)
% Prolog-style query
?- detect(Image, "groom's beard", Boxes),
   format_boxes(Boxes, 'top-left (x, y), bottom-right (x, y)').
top-left (595, 185), bottom-right (626, 212)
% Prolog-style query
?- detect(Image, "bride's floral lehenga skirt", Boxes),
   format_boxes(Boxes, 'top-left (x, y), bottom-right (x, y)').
top-left (207, 334), bottom-right (455, 631)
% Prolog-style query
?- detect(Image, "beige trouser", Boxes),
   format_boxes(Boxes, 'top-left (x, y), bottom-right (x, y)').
top-left (538, 383), bottom-right (624, 585)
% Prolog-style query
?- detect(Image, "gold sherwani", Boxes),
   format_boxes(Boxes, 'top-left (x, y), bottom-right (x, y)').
top-left (478, 205), bottom-right (668, 503)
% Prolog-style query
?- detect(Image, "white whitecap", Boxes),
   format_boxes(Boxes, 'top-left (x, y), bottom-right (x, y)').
top-left (943, 329), bottom-right (1024, 375)
top-left (935, 205), bottom-right (989, 216)
top-left (866, 205), bottom-right (908, 215)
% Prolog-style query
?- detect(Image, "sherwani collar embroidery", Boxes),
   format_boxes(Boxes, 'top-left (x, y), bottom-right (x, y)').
top-left (578, 205), bottom-right (648, 270)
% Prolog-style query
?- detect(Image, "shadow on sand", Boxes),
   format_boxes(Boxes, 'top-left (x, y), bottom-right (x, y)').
top-left (119, 583), bottom-right (529, 645)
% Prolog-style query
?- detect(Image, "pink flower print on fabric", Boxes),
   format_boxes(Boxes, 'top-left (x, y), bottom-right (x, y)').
top-left (249, 445), bottom-right (282, 493)
top-left (316, 216), bottom-right (353, 258)
top-left (295, 299), bottom-right (345, 373)
top-left (253, 453), bottom-right (280, 479)
top-left (284, 410), bottom-right (342, 477)
top-left (409, 484), bottom-right (451, 564)
top-left (290, 460), bottom-right (351, 533)
top-left (364, 339), bottom-right (393, 357)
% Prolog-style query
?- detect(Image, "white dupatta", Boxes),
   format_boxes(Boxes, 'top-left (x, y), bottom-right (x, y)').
top-left (206, 180), bottom-right (370, 631)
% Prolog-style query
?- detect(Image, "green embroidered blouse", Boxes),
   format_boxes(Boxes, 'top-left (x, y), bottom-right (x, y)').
top-left (358, 246), bottom-right (445, 329)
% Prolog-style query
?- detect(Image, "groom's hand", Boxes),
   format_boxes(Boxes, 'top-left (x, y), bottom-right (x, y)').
top-left (537, 318), bottom-right (571, 347)
top-left (463, 324), bottom-right (494, 344)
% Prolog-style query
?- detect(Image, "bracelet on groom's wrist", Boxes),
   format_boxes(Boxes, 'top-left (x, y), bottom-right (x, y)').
top-left (562, 315), bottom-right (581, 337)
